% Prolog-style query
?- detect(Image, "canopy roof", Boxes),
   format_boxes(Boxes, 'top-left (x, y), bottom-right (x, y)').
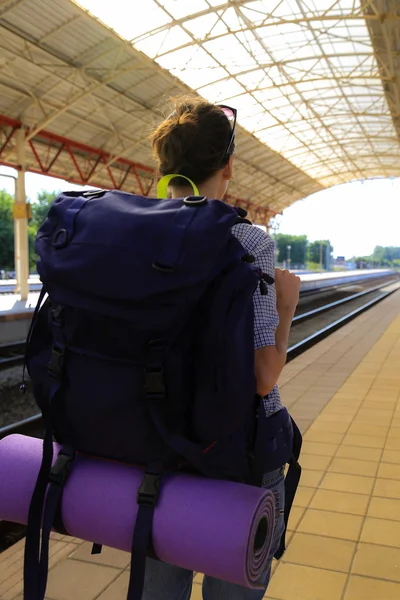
top-left (0, 0), bottom-right (399, 221)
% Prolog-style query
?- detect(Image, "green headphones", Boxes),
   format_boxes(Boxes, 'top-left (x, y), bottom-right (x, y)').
top-left (157, 174), bottom-right (199, 198)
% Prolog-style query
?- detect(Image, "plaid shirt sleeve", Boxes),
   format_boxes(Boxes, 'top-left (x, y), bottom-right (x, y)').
top-left (232, 223), bottom-right (279, 349)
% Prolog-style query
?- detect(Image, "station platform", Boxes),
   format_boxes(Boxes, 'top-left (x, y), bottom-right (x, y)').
top-left (0, 289), bottom-right (400, 599)
top-left (298, 268), bottom-right (394, 292)
top-left (0, 294), bottom-right (37, 344)
top-left (0, 278), bottom-right (42, 296)
top-left (0, 269), bottom-right (395, 322)
top-left (0, 294), bottom-right (37, 319)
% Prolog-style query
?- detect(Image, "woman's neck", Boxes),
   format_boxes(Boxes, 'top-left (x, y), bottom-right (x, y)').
top-left (169, 174), bottom-right (223, 200)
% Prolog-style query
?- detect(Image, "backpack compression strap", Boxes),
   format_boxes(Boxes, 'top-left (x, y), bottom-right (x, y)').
top-left (24, 428), bottom-right (75, 600)
top-left (22, 287), bottom-right (50, 600)
top-left (274, 417), bottom-right (302, 560)
top-left (24, 304), bottom-right (73, 600)
top-left (23, 417), bottom-right (54, 600)
top-left (144, 340), bottom-right (216, 476)
top-left (250, 406), bottom-right (303, 561)
top-left (123, 341), bottom-right (218, 600)
top-left (126, 462), bottom-right (163, 600)
top-left (37, 446), bottom-right (75, 598)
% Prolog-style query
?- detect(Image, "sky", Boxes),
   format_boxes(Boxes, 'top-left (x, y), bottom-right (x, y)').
top-left (274, 176), bottom-right (400, 258)
top-left (0, 165), bottom-right (398, 259)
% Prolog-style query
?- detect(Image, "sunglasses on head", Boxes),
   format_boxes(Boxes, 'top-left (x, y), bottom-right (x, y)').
top-left (217, 105), bottom-right (237, 163)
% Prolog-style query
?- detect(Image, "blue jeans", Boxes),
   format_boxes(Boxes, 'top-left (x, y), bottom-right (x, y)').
top-left (142, 467), bottom-right (285, 600)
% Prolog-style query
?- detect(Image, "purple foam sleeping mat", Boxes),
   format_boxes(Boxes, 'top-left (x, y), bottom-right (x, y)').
top-left (0, 434), bottom-right (275, 588)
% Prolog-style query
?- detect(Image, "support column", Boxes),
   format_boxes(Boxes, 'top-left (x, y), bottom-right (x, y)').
top-left (14, 129), bottom-right (29, 300)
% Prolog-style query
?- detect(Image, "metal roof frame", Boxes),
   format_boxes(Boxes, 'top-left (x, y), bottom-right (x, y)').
top-left (0, 114), bottom-right (277, 222)
top-left (0, 0), bottom-right (399, 223)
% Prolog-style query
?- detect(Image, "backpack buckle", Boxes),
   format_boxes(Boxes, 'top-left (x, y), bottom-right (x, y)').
top-left (183, 195), bottom-right (207, 206)
top-left (152, 261), bottom-right (175, 273)
top-left (235, 206), bottom-right (248, 218)
top-left (137, 470), bottom-right (162, 507)
top-left (144, 368), bottom-right (165, 397)
top-left (51, 305), bottom-right (64, 326)
top-left (48, 345), bottom-right (65, 379)
top-left (49, 450), bottom-right (75, 486)
top-left (82, 189), bottom-right (106, 198)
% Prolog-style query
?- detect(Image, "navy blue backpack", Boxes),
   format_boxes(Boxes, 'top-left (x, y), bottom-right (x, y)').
top-left (22, 190), bottom-right (301, 600)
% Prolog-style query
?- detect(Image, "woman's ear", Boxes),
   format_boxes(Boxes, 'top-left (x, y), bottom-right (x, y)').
top-left (222, 155), bottom-right (234, 181)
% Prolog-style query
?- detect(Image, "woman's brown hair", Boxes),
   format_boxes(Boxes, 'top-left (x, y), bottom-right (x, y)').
top-left (151, 96), bottom-right (234, 186)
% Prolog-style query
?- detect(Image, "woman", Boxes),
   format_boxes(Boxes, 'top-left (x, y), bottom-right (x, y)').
top-left (144, 96), bottom-right (300, 600)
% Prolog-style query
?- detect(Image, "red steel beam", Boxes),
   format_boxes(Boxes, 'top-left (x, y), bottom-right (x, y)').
top-left (46, 143), bottom-right (65, 172)
top-left (0, 126), bottom-right (17, 157)
top-left (28, 140), bottom-right (45, 172)
top-left (0, 114), bottom-right (278, 222)
top-left (65, 143), bottom-right (85, 181)
top-left (0, 115), bottom-right (153, 176)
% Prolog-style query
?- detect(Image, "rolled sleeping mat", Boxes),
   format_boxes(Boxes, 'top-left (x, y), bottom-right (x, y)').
top-left (0, 434), bottom-right (276, 588)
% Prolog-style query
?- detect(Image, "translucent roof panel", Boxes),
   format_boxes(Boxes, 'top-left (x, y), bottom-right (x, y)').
top-left (66, 1), bottom-right (400, 186)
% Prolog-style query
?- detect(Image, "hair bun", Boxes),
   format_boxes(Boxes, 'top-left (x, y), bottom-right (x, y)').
top-left (150, 95), bottom-right (233, 185)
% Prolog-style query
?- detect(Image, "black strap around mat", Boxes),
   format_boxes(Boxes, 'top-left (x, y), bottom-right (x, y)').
top-left (274, 418), bottom-right (302, 560)
top-left (126, 462), bottom-right (163, 600)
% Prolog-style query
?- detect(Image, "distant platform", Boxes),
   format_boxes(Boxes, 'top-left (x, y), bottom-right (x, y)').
top-left (0, 277), bottom-right (42, 295)
top-left (298, 268), bottom-right (395, 292)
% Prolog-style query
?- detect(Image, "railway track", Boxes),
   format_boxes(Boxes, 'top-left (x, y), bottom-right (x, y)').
top-left (0, 277), bottom-right (399, 553)
top-left (288, 278), bottom-right (400, 353)
top-left (0, 341), bottom-right (25, 371)
top-left (1, 274), bottom-right (397, 371)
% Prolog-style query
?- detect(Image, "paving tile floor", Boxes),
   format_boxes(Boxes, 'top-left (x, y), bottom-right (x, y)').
top-left (1, 290), bottom-right (399, 600)
top-left (267, 291), bottom-right (400, 600)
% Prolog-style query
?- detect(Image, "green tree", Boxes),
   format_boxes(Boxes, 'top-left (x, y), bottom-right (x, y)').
top-left (384, 247), bottom-right (400, 262)
top-left (372, 246), bottom-right (385, 265)
top-left (0, 188), bottom-right (58, 273)
top-left (309, 240), bottom-right (334, 267)
top-left (0, 189), bottom-right (14, 270)
top-left (31, 190), bottom-right (58, 230)
top-left (29, 190), bottom-right (58, 270)
top-left (363, 246), bottom-right (400, 268)
top-left (354, 256), bottom-right (371, 269)
top-left (275, 234), bottom-right (308, 266)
